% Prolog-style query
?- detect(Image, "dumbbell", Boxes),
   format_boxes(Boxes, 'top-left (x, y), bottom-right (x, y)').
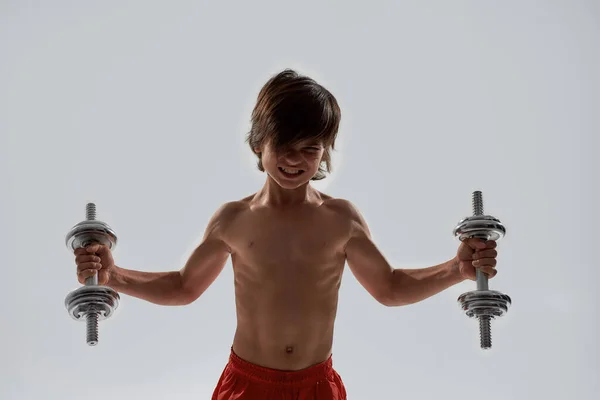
top-left (453, 191), bottom-right (511, 350)
top-left (64, 203), bottom-right (120, 346)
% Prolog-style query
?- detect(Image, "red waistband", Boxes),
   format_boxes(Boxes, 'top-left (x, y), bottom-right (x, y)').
top-left (227, 347), bottom-right (334, 387)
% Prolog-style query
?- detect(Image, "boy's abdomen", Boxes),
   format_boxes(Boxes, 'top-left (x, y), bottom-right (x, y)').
top-left (230, 259), bottom-right (343, 371)
top-left (232, 290), bottom-right (339, 371)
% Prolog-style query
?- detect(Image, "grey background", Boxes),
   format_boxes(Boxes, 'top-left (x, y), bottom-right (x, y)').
top-left (1, 1), bottom-right (598, 399)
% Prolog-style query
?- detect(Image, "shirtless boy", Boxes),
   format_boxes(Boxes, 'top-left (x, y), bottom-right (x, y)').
top-left (74, 69), bottom-right (499, 399)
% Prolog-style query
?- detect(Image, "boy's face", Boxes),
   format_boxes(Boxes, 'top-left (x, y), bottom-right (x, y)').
top-left (255, 139), bottom-right (325, 189)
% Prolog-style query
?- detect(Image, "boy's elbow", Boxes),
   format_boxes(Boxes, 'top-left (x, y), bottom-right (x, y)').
top-left (380, 293), bottom-right (413, 307)
top-left (172, 275), bottom-right (200, 306)
top-left (378, 279), bottom-right (411, 307)
top-left (374, 287), bottom-right (400, 307)
top-left (177, 291), bottom-right (196, 306)
top-left (177, 285), bottom-right (204, 306)
top-left (381, 297), bottom-right (413, 307)
top-left (379, 294), bottom-right (404, 307)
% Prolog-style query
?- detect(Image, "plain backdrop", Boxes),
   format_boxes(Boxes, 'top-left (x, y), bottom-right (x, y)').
top-left (1, 1), bottom-right (598, 399)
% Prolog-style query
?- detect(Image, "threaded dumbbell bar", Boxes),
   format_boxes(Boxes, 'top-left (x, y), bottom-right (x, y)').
top-left (64, 203), bottom-right (120, 346)
top-left (453, 191), bottom-right (511, 350)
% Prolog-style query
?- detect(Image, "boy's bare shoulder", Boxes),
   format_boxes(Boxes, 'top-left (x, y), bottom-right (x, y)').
top-left (203, 199), bottom-right (248, 232)
top-left (322, 197), bottom-right (364, 223)
top-left (212, 198), bottom-right (251, 223)
top-left (322, 197), bottom-right (370, 249)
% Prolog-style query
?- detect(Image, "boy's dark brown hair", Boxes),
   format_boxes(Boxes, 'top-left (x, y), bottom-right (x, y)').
top-left (246, 69), bottom-right (341, 181)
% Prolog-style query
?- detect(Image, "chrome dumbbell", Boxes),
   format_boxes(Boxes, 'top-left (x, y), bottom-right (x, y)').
top-left (64, 203), bottom-right (120, 346)
top-left (454, 191), bottom-right (511, 350)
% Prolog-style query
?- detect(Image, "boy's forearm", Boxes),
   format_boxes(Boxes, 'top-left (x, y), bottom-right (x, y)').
top-left (388, 258), bottom-right (465, 306)
top-left (108, 266), bottom-right (190, 306)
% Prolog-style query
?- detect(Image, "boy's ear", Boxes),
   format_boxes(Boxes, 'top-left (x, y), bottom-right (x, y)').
top-left (254, 147), bottom-right (261, 154)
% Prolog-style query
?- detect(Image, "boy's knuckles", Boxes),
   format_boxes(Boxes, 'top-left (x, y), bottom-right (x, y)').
top-left (77, 262), bottom-right (101, 271)
top-left (483, 249), bottom-right (498, 258)
top-left (76, 255), bottom-right (101, 263)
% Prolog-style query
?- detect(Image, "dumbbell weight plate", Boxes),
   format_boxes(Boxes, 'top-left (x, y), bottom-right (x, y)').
top-left (66, 220), bottom-right (117, 251)
top-left (453, 215), bottom-right (506, 241)
top-left (458, 290), bottom-right (511, 319)
top-left (65, 286), bottom-right (120, 321)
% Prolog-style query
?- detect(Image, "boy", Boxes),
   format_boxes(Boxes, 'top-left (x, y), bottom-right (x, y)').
top-left (74, 69), bottom-right (498, 399)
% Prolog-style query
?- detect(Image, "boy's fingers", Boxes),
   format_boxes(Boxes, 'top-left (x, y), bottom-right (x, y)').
top-left (477, 266), bottom-right (497, 278)
top-left (86, 244), bottom-right (101, 253)
top-left (472, 258), bottom-right (497, 267)
top-left (74, 248), bottom-right (88, 256)
top-left (95, 245), bottom-right (111, 257)
top-left (473, 249), bottom-right (497, 259)
top-left (77, 262), bottom-right (102, 272)
top-left (86, 244), bottom-right (111, 257)
top-left (75, 255), bottom-right (101, 264)
top-left (78, 268), bottom-right (98, 280)
top-left (464, 238), bottom-right (487, 250)
top-left (76, 245), bottom-right (103, 255)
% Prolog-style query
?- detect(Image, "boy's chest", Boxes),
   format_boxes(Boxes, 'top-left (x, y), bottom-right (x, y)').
top-left (226, 206), bottom-right (350, 265)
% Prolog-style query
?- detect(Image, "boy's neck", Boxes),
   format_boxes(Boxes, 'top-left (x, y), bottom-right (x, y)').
top-left (255, 176), bottom-right (322, 208)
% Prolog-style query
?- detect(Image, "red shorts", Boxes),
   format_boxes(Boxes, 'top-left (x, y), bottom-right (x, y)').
top-left (212, 347), bottom-right (347, 399)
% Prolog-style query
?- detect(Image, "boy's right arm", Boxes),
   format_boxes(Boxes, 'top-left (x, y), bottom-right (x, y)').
top-left (75, 203), bottom-right (236, 306)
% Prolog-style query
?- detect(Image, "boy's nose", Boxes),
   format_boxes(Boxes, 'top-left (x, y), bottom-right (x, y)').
top-left (281, 150), bottom-right (302, 163)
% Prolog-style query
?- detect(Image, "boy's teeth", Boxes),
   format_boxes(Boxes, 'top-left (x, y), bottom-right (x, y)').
top-left (281, 168), bottom-right (301, 174)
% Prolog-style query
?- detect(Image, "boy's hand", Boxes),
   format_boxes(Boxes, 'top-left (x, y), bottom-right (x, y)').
top-left (74, 244), bottom-right (115, 285)
top-left (455, 238), bottom-right (498, 281)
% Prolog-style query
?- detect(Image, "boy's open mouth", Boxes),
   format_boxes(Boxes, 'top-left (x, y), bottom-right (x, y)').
top-left (278, 167), bottom-right (305, 177)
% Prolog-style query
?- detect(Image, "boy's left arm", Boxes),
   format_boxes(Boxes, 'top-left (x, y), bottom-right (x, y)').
top-left (340, 200), bottom-right (499, 307)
